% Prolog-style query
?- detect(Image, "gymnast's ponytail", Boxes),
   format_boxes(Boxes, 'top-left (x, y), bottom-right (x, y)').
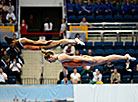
top-left (41, 49), bottom-right (54, 60)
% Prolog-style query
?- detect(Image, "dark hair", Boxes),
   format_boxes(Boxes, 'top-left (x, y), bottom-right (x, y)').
top-left (75, 33), bottom-right (80, 38)
top-left (4, 36), bottom-right (14, 44)
top-left (45, 17), bottom-right (50, 29)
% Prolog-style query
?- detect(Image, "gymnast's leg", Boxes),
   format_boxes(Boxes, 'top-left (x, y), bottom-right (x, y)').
top-left (87, 54), bottom-right (136, 66)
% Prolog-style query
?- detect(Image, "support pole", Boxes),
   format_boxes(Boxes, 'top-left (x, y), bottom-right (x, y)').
top-left (40, 52), bottom-right (44, 84)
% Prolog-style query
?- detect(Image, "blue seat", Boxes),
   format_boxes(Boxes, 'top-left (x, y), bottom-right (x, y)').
top-left (68, 15), bottom-right (77, 23)
top-left (112, 6), bottom-right (121, 14)
top-left (125, 42), bottom-right (133, 48)
top-left (94, 66), bottom-right (103, 72)
top-left (135, 42), bottom-right (138, 49)
top-left (102, 75), bottom-right (110, 83)
top-left (135, 50), bottom-right (138, 56)
top-left (75, 67), bottom-right (83, 71)
top-left (1, 42), bottom-right (9, 48)
top-left (115, 49), bottom-right (125, 55)
top-left (124, 15), bottom-right (132, 21)
top-left (8, 76), bottom-right (16, 84)
top-left (121, 75), bottom-right (131, 83)
top-left (95, 15), bottom-right (104, 21)
top-left (78, 15), bottom-right (84, 22)
top-left (125, 49), bottom-right (135, 56)
top-left (67, 67), bottom-right (73, 71)
top-left (133, 15), bottom-right (138, 21)
top-left (85, 42), bottom-right (93, 49)
top-left (114, 42), bottom-right (123, 48)
top-left (105, 49), bottom-right (114, 55)
top-left (104, 15), bottom-right (113, 21)
top-left (94, 49), bottom-right (104, 56)
top-left (104, 42), bottom-right (113, 48)
top-left (133, 75), bottom-right (138, 83)
top-left (114, 66), bottom-right (124, 70)
top-left (86, 15), bottom-right (95, 22)
top-left (114, 14), bottom-right (123, 21)
top-left (81, 75), bottom-right (90, 84)
top-left (94, 42), bottom-right (103, 49)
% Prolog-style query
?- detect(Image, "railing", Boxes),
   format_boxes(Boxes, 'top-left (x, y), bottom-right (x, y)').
top-left (22, 78), bottom-right (57, 85)
top-left (67, 22), bottom-right (138, 42)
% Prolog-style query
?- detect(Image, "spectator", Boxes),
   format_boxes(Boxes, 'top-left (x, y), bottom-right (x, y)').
top-left (74, 33), bottom-right (84, 49)
top-left (103, 61), bottom-right (114, 75)
top-left (0, 18), bottom-right (4, 25)
top-left (132, 0), bottom-right (138, 15)
top-left (59, 68), bottom-right (70, 81)
top-left (13, 33), bottom-right (18, 40)
top-left (103, 0), bottom-right (113, 15)
top-left (87, 49), bottom-right (93, 56)
top-left (80, 17), bottom-right (89, 26)
top-left (70, 68), bottom-right (81, 84)
top-left (94, 0), bottom-right (105, 15)
top-left (1, 50), bottom-right (10, 68)
top-left (20, 19), bottom-right (28, 34)
top-left (123, 60), bottom-right (133, 75)
top-left (44, 17), bottom-right (53, 40)
top-left (75, 50), bottom-right (81, 56)
top-left (63, 43), bottom-right (75, 55)
top-left (75, 0), bottom-right (85, 15)
top-left (6, 9), bottom-right (16, 22)
top-left (8, 17), bottom-right (14, 25)
top-left (7, 1), bottom-right (14, 12)
top-left (110, 68), bottom-right (121, 84)
top-left (121, 0), bottom-right (135, 15)
top-left (0, 8), bottom-right (3, 19)
top-left (2, 4), bottom-right (8, 23)
top-left (89, 69), bottom-right (103, 84)
top-left (59, 18), bottom-right (66, 39)
top-left (0, 68), bottom-right (8, 84)
top-left (61, 76), bottom-right (72, 85)
top-left (9, 58), bottom-right (22, 84)
top-left (67, 0), bottom-right (76, 16)
top-left (84, 0), bottom-right (94, 15)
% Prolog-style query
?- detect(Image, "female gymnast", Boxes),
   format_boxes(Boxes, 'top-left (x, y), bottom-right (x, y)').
top-left (41, 49), bottom-right (136, 67)
top-left (4, 36), bottom-right (85, 50)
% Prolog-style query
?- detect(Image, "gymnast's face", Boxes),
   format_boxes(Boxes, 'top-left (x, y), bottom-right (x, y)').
top-left (47, 55), bottom-right (56, 63)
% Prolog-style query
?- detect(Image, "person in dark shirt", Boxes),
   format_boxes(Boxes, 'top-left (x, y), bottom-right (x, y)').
top-left (84, 0), bottom-right (94, 15)
top-left (103, 0), bottom-right (113, 15)
top-left (103, 61), bottom-right (114, 75)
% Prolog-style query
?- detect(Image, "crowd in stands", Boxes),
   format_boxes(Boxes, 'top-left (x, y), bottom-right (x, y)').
top-left (0, 0), bottom-right (16, 25)
top-left (0, 33), bottom-right (24, 84)
top-left (67, 0), bottom-right (138, 22)
top-left (57, 33), bottom-right (138, 85)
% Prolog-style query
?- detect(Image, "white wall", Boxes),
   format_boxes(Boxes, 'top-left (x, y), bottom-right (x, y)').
top-left (19, 0), bottom-right (63, 7)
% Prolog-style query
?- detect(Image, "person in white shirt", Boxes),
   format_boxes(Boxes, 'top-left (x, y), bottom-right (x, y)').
top-left (59, 18), bottom-right (66, 39)
top-left (89, 69), bottom-right (103, 84)
top-left (9, 58), bottom-right (22, 84)
top-left (63, 43), bottom-right (75, 55)
top-left (70, 68), bottom-right (81, 84)
top-left (44, 17), bottom-right (53, 40)
top-left (6, 9), bottom-right (16, 22)
top-left (0, 68), bottom-right (8, 84)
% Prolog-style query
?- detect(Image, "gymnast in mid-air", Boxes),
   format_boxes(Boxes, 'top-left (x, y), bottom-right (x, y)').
top-left (41, 49), bottom-right (136, 67)
top-left (4, 36), bottom-right (85, 50)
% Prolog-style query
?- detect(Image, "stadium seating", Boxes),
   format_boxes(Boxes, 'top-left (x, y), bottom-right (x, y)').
top-left (102, 75), bottom-right (110, 83)
top-left (133, 75), bottom-right (138, 83)
top-left (121, 75), bottom-right (131, 83)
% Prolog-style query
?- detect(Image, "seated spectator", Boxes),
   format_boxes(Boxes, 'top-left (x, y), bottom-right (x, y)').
top-left (7, 1), bottom-right (14, 12)
top-left (20, 19), bottom-right (28, 34)
top-left (70, 68), bottom-right (81, 84)
top-left (67, 0), bottom-right (76, 16)
top-left (63, 43), bottom-right (75, 55)
top-left (84, 0), bottom-right (94, 15)
top-left (123, 60), bottom-right (133, 76)
top-left (132, 0), bottom-right (138, 15)
top-left (103, 0), bottom-right (113, 15)
top-left (6, 9), bottom-right (16, 22)
top-left (0, 68), bottom-right (8, 84)
top-left (1, 50), bottom-right (10, 68)
top-left (89, 69), bottom-right (103, 84)
top-left (75, 0), bottom-right (85, 15)
top-left (75, 50), bottom-right (81, 56)
top-left (0, 18), bottom-right (4, 25)
top-left (121, 0), bottom-right (135, 15)
top-left (94, 0), bottom-right (105, 15)
top-left (61, 76), bottom-right (72, 85)
top-left (59, 68), bottom-right (70, 81)
top-left (7, 17), bottom-right (14, 25)
top-left (87, 49), bottom-right (93, 56)
top-left (134, 64), bottom-right (138, 75)
top-left (103, 61), bottom-right (114, 75)
top-left (2, 5), bottom-right (8, 23)
top-left (9, 58), bottom-right (22, 84)
top-left (110, 68), bottom-right (121, 84)
top-left (80, 17), bottom-right (89, 26)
